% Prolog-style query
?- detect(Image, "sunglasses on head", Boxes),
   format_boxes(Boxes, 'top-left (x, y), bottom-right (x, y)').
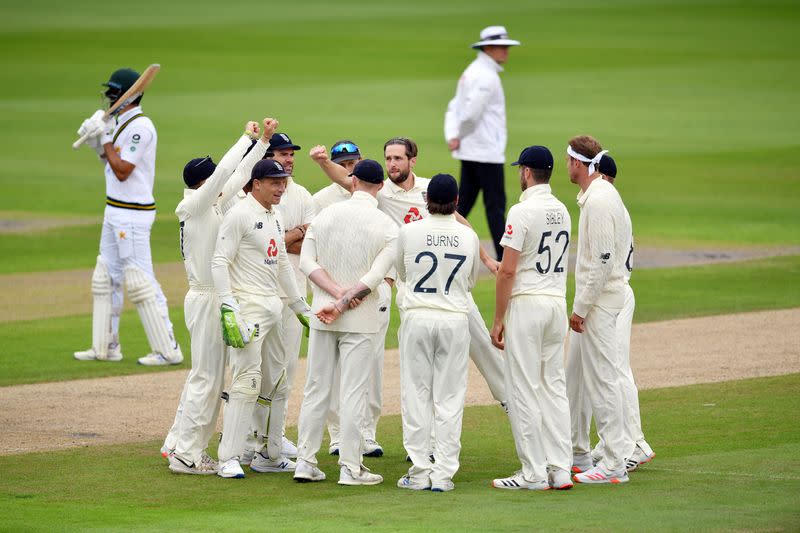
top-left (332, 143), bottom-right (359, 156)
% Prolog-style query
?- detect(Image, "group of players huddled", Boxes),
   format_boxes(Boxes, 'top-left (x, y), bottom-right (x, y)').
top-left (75, 68), bottom-right (654, 492)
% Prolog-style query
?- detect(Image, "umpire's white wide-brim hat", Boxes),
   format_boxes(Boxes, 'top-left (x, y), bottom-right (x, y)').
top-left (471, 26), bottom-right (521, 48)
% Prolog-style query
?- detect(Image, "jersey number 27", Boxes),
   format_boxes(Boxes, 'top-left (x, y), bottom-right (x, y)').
top-left (413, 252), bottom-right (466, 295)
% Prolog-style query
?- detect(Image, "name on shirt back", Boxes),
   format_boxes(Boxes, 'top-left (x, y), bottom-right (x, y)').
top-left (426, 234), bottom-right (460, 247)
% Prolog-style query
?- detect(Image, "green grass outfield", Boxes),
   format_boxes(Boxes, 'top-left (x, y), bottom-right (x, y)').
top-left (1, 374), bottom-right (798, 532)
top-left (1, 255), bottom-right (798, 387)
top-left (1, 0), bottom-right (798, 272)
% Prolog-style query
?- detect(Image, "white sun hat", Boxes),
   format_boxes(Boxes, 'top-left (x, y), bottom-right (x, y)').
top-left (471, 26), bottom-right (521, 49)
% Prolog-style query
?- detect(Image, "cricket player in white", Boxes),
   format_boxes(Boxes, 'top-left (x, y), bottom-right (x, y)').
top-left (245, 132), bottom-right (314, 466)
top-left (565, 135), bottom-right (632, 485)
top-left (568, 154), bottom-right (655, 473)
top-left (74, 67), bottom-right (181, 366)
top-left (310, 140), bottom-right (388, 458)
top-left (489, 146), bottom-right (573, 491)
top-left (163, 119), bottom-right (275, 474)
top-left (211, 158), bottom-right (310, 479)
top-left (294, 159), bottom-right (397, 486)
top-left (310, 137), bottom-right (508, 411)
top-left (395, 173), bottom-right (481, 493)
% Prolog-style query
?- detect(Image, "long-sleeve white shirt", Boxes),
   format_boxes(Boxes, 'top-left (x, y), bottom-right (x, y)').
top-left (176, 137), bottom-right (269, 289)
top-left (300, 191), bottom-right (398, 334)
top-left (444, 52), bottom-right (508, 164)
top-left (211, 193), bottom-right (301, 303)
top-left (275, 177), bottom-right (315, 297)
top-left (396, 214), bottom-right (480, 314)
top-left (500, 184), bottom-right (571, 298)
top-left (573, 178), bottom-right (631, 317)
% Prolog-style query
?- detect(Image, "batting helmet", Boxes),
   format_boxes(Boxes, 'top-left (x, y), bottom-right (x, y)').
top-left (103, 68), bottom-right (140, 104)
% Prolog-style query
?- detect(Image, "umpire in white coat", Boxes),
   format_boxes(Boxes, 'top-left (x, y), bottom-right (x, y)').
top-left (445, 26), bottom-right (520, 260)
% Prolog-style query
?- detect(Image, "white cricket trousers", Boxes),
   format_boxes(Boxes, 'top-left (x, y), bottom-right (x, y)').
top-left (249, 301), bottom-right (302, 460)
top-left (466, 293), bottom-right (506, 403)
top-left (399, 310), bottom-right (469, 486)
top-left (99, 206), bottom-right (173, 341)
top-left (566, 303), bottom-right (627, 472)
top-left (568, 285), bottom-right (646, 459)
top-left (218, 294), bottom-right (282, 463)
top-left (297, 329), bottom-right (375, 475)
top-left (327, 280), bottom-right (391, 444)
top-left (504, 295), bottom-right (571, 482)
top-left (163, 289), bottom-right (226, 464)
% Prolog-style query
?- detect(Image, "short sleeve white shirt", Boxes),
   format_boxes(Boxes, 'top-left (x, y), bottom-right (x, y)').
top-left (104, 106), bottom-right (157, 205)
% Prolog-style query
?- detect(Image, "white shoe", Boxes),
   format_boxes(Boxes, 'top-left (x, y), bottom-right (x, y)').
top-left (294, 459), bottom-right (326, 482)
top-left (282, 436), bottom-right (298, 459)
top-left (397, 474), bottom-right (431, 491)
top-left (328, 442), bottom-right (340, 456)
top-left (363, 439), bottom-right (383, 458)
top-left (240, 448), bottom-right (255, 466)
top-left (169, 454), bottom-right (217, 475)
top-left (74, 344), bottom-right (123, 362)
top-left (571, 453), bottom-right (593, 473)
top-left (217, 458), bottom-right (245, 479)
top-left (492, 471), bottom-right (550, 490)
top-left (250, 450), bottom-right (296, 473)
top-left (548, 468), bottom-right (574, 490)
top-left (338, 465), bottom-right (383, 486)
top-left (573, 464), bottom-right (629, 484)
top-left (625, 442), bottom-right (656, 472)
top-left (431, 480), bottom-right (455, 492)
top-left (137, 349), bottom-right (182, 366)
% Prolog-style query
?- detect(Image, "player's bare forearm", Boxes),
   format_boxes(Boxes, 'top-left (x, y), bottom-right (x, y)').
top-left (308, 269), bottom-right (345, 299)
top-left (102, 144), bottom-right (135, 181)
top-left (284, 225), bottom-right (308, 250)
top-left (309, 145), bottom-right (353, 192)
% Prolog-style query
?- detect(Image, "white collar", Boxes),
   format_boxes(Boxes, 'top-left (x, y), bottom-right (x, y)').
top-left (519, 183), bottom-right (551, 202)
top-left (117, 106), bottom-right (143, 123)
top-left (477, 51), bottom-right (504, 73)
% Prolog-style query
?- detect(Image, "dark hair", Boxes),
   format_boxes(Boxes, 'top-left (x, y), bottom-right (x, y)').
top-left (383, 137), bottom-right (418, 158)
top-left (528, 167), bottom-right (552, 183)
top-left (427, 200), bottom-right (457, 215)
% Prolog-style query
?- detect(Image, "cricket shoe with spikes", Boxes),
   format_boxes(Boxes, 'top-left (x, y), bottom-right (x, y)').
top-left (492, 471), bottom-right (550, 491)
top-left (573, 465), bottom-right (629, 484)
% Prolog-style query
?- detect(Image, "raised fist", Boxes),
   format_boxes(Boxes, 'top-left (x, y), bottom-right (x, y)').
top-left (245, 121), bottom-right (260, 139)
top-left (262, 118), bottom-right (278, 140)
top-left (309, 145), bottom-right (329, 163)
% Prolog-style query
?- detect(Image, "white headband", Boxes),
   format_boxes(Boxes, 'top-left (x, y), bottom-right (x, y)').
top-left (567, 145), bottom-right (608, 176)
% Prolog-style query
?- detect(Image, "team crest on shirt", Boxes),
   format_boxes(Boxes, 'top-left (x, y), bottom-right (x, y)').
top-left (505, 224), bottom-right (513, 236)
top-left (119, 230), bottom-right (126, 240)
top-left (404, 207), bottom-right (423, 224)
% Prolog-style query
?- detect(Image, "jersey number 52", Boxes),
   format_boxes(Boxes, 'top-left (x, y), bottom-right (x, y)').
top-left (536, 230), bottom-right (569, 274)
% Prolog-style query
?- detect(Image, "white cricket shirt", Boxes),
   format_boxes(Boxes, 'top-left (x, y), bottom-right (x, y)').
top-left (312, 182), bottom-right (351, 213)
top-left (377, 174), bottom-right (431, 227)
top-left (175, 136), bottom-right (267, 290)
top-left (275, 177), bottom-right (315, 297)
top-left (500, 184), bottom-right (571, 298)
top-left (396, 214), bottom-right (480, 314)
top-left (300, 191), bottom-right (398, 334)
top-left (104, 106), bottom-right (157, 206)
top-left (573, 177), bottom-right (632, 317)
top-left (212, 193), bottom-right (301, 301)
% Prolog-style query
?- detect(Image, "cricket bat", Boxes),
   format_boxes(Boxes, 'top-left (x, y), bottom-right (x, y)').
top-left (72, 64), bottom-right (161, 149)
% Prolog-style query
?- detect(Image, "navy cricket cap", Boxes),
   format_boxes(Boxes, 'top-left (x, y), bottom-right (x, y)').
top-left (511, 145), bottom-right (554, 170)
top-left (251, 159), bottom-right (290, 180)
top-left (183, 156), bottom-right (216, 187)
top-left (331, 140), bottom-right (361, 163)
top-left (427, 173), bottom-right (459, 204)
top-left (598, 154), bottom-right (617, 178)
top-left (350, 159), bottom-right (384, 184)
top-left (268, 133), bottom-right (301, 151)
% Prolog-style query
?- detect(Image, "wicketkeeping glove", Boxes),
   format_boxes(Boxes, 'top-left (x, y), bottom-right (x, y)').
top-left (220, 299), bottom-right (252, 348)
top-left (289, 297), bottom-right (312, 338)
